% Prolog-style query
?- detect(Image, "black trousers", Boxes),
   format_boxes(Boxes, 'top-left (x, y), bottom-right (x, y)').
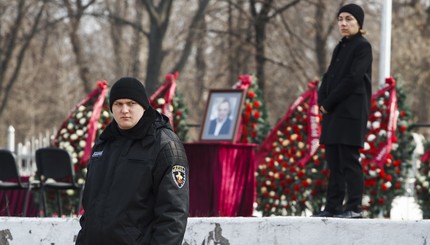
top-left (324, 144), bottom-right (363, 213)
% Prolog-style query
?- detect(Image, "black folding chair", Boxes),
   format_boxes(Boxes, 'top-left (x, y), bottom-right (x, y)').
top-left (35, 147), bottom-right (84, 217)
top-left (0, 149), bottom-right (38, 217)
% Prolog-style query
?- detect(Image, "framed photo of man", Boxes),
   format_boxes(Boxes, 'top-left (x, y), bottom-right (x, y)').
top-left (200, 89), bottom-right (245, 142)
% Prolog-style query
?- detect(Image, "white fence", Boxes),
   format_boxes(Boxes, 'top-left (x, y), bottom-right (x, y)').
top-left (5, 125), bottom-right (56, 177)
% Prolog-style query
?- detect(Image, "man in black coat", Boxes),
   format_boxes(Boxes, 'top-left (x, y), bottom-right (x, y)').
top-left (76, 77), bottom-right (189, 244)
top-left (314, 3), bottom-right (372, 219)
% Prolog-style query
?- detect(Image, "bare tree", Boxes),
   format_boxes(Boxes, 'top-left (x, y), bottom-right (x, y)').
top-left (140, 0), bottom-right (173, 94)
top-left (62, 0), bottom-right (96, 93)
top-left (391, 0), bottom-right (430, 125)
top-left (169, 0), bottom-right (210, 74)
top-left (249, 0), bottom-right (300, 96)
top-left (0, 0), bottom-right (47, 118)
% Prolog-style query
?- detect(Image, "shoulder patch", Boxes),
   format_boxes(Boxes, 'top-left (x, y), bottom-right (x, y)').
top-left (92, 150), bottom-right (103, 158)
top-left (172, 165), bottom-right (186, 188)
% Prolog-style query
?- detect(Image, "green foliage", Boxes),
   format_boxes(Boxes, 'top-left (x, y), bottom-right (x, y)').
top-left (172, 91), bottom-right (190, 141)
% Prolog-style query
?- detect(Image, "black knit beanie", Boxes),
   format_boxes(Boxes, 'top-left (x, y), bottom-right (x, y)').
top-left (338, 3), bottom-right (364, 29)
top-left (109, 77), bottom-right (150, 111)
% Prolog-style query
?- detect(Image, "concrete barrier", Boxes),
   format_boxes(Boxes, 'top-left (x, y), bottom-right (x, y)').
top-left (0, 216), bottom-right (429, 245)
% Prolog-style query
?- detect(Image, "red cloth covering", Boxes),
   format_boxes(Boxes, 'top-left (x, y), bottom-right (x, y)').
top-left (184, 142), bottom-right (257, 217)
top-left (0, 177), bottom-right (38, 217)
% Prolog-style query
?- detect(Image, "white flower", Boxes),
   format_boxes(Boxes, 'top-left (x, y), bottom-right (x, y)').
top-left (379, 129), bottom-right (387, 136)
top-left (66, 189), bottom-right (75, 196)
top-left (87, 111), bottom-right (92, 118)
top-left (363, 195), bottom-right (370, 204)
top-left (79, 140), bottom-right (86, 148)
top-left (374, 111), bottom-right (382, 118)
top-left (298, 142), bottom-right (305, 149)
top-left (369, 170), bottom-right (377, 177)
top-left (78, 178), bottom-right (85, 184)
top-left (384, 181), bottom-right (392, 189)
top-left (372, 121), bottom-right (380, 129)
top-left (103, 111), bottom-right (110, 117)
top-left (76, 112), bottom-right (83, 119)
top-left (157, 98), bottom-right (165, 105)
top-left (67, 123), bottom-right (74, 130)
top-left (70, 134), bottom-right (78, 140)
top-left (79, 118), bottom-right (86, 124)
top-left (363, 142), bottom-right (370, 151)
top-left (423, 181), bottom-right (429, 188)
top-left (76, 129), bottom-right (84, 136)
top-left (78, 105), bottom-right (86, 111)
top-left (367, 134), bottom-right (376, 141)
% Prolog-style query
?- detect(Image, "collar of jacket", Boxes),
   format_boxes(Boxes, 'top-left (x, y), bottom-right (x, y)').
top-left (341, 33), bottom-right (362, 43)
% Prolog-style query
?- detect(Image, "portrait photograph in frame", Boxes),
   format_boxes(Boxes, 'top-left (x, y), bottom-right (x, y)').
top-left (199, 89), bottom-right (245, 142)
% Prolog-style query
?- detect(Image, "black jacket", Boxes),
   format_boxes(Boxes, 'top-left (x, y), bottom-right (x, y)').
top-left (318, 34), bottom-right (372, 147)
top-left (76, 107), bottom-right (189, 245)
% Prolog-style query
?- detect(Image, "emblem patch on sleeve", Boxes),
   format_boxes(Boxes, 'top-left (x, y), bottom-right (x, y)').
top-left (172, 165), bottom-right (186, 188)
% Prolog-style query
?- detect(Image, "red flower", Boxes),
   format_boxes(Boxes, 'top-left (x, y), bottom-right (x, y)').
top-left (253, 101), bottom-right (261, 108)
top-left (254, 111), bottom-right (260, 119)
top-left (248, 91), bottom-right (256, 99)
top-left (393, 160), bottom-right (401, 167)
top-left (385, 174), bottom-right (392, 181)
top-left (302, 180), bottom-right (310, 188)
top-left (395, 182), bottom-right (401, 189)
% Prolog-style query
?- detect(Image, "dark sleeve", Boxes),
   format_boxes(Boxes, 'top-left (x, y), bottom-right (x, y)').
top-left (321, 41), bottom-right (372, 112)
top-left (76, 164), bottom-right (90, 245)
top-left (151, 138), bottom-right (189, 245)
top-left (318, 73), bottom-right (328, 106)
